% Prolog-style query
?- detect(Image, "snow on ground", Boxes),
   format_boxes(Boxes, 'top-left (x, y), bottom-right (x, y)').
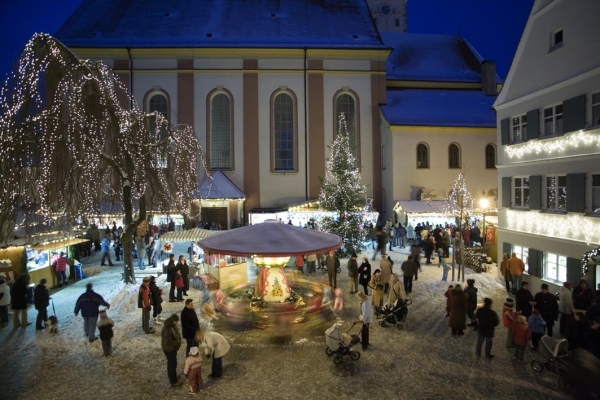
top-left (0, 243), bottom-right (576, 400)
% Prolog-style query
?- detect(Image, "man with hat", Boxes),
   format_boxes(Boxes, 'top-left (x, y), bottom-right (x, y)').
top-left (138, 276), bottom-right (155, 334)
top-left (325, 250), bottom-right (340, 289)
top-left (502, 298), bottom-right (519, 348)
top-left (475, 298), bottom-right (499, 358)
top-left (357, 292), bottom-right (373, 350)
top-left (559, 281), bottom-right (575, 336)
top-left (347, 253), bottom-right (359, 294)
top-left (181, 299), bottom-right (200, 355)
top-left (534, 283), bottom-right (559, 337)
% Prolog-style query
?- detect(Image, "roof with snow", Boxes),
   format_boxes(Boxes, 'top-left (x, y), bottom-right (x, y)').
top-left (198, 171), bottom-right (245, 200)
top-left (380, 89), bottom-right (496, 127)
top-left (55, 0), bottom-right (386, 49)
top-left (380, 32), bottom-right (502, 83)
top-left (396, 200), bottom-right (456, 214)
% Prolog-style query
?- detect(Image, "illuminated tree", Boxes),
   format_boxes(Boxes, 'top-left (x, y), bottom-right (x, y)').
top-left (318, 113), bottom-right (371, 257)
top-left (445, 172), bottom-right (474, 281)
top-left (0, 34), bottom-right (208, 283)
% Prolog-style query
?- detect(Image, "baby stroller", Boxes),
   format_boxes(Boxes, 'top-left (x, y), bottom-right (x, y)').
top-left (378, 298), bottom-right (412, 330)
top-left (530, 336), bottom-right (572, 389)
top-left (325, 322), bottom-right (362, 364)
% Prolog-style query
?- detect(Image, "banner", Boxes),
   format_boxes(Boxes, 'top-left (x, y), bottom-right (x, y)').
top-left (486, 227), bottom-right (495, 244)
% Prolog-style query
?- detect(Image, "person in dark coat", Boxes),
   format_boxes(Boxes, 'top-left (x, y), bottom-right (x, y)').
top-left (325, 250), bottom-right (340, 289)
top-left (347, 253), bottom-right (359, 294)
top-left (475, 298), bottom-right (500, 358)
top-left (465, 279), bottom-right (479, 329)
top-left (176, 255), bottom-right (190, 296)
top-left (11, 274), bottom-right (30, 328)
top-left (515, 281), bottom-right (535, 318)
top-left (33, 278), bottom-right (50, 330)
top-left (149, 276), bottom-right (164, 324)
top-left (181, 299), bottom-right (200, 355)
top-left (358, 258), bottom-right (371, 295)
top-left (161, 314), bottom-right (183, 387)
top-left (166, 254), bottom-right (178, 302)
top-left (74, 283), bottom-right (110, 342)
top-left (573, 279), bottom-right (594, 311)
top-left (534, 283), bottom-right (559, 337)
top-left (423, 235), bottom-right (435, 265)
top-left (449, 284), bottom-right (468, 335)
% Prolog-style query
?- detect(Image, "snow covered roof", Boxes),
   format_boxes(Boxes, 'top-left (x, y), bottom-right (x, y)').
top-left (55, 0), bottom-right (386, 50)
top-left (380, 89), bottom-right (497, 127)
top-left (380, 32), bottom-right (502, 83)
top-left (396, 200), bottom-right (456, 214)
top-left (198, 171), bottom-right (245, 200)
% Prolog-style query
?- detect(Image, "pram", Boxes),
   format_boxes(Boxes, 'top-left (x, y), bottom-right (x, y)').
top-left (325, 322), bottom-right (362, 364)
top-left (378, 298), bottom-right (412, 330)
top-left (530, 336), bottom-right (572, 389)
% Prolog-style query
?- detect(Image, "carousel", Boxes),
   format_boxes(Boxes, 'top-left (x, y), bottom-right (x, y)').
top-left (198, 220), bottom-right (342, 336)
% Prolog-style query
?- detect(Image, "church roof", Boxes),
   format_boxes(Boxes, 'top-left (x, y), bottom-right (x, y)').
top-left (55, 0), bottom-right (385, 50)
top-left (381, 32), bottom-right (503, 83)
top-left (380, 89), bottom-right (497, 127)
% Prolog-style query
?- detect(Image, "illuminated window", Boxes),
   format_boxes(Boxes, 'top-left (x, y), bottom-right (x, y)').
top-left (335, 92), bottom-right (359, 166)
top-left (147, 91), bottom-right (169, 168)
top-left (209, 92), bottom-right (232, 170)
top-left (448, 143), bottom-right (460, 169)
top-left (511, 114), bottom-right (527, 142)
top-left (546, 175), bottom-right (567, 211)
top-left (544, 252), bottom-right (567, 283)
top-left (513, 245), bottom-right (529, 273)
top-left (416, 143), bottom-right (429, 168)
top-left (485, 144), bottom-right (496, 169)
top-left (513, 177), bottom-right (530, 208)
top-left (543, 105), bottom-right (563, 136)
top-left (272, 91), bottom-right (296, 172)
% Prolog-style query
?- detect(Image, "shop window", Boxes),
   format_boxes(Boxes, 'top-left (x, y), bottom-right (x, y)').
top-left (543, 252), bottom-right (567, 283)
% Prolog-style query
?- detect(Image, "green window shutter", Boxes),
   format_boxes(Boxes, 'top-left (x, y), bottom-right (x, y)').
top-left (566, 173), bottom-right (586, 213)
top-left (527, 249), bottom-right (541, 278)
top-left (502, 177), bottom-right (512, 208)
top-left (502, 242), bottom-right (512, 257)
top-left (566, 257), bottom-right (582, 284)
top-left (563, 95), bottom-right (586, 134)
top-left (501, 118), bottom-right (510, 145)
top-left (529, 175), bottom-right (542, 210)
top-left (527, 109), bottom-right (540, 139)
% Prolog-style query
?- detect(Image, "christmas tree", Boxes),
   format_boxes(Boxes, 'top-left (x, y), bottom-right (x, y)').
top-left (317, 113), bottom-right (371, 257)
top-left (445, 172), bottom-right (474, 281)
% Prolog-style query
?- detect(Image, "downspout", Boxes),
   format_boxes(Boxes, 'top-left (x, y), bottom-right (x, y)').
top-left (126, 47), bottom-right (133, 109)
top-left (304, 48), bottom-right (308, 201)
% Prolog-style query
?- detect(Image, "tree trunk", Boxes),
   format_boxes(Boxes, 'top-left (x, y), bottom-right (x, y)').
top-left (121, 183), bottom-right (146, 284)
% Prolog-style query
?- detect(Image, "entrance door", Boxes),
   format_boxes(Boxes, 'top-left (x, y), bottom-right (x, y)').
top-left (201, 207), bottom-right (228, 230)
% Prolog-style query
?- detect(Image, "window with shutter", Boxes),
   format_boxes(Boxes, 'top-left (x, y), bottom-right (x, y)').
top-left (502, 177), bottom-right (512, 207)
top-left (566, 173), bottom-right (585, 213)
top-left (563, 94), bottom-right (586, 134)
top-left (529, 175), bottom-right (542, 210)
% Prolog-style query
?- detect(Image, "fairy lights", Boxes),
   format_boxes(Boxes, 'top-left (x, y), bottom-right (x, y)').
top-left (318, 113), bottom-right (371, 256)
top-left (505, 129), bottom-right (600, 159)
top-left (444, 172), bottom-right (475, 225)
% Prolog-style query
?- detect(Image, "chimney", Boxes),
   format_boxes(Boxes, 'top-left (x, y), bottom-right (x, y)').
top-left (481, 60), bottom-right (496, 96)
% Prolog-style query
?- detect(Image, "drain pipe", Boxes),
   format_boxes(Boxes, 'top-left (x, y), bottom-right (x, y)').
top-left (126, 46), bottom-right (133, 109)
top-left (304, 48), bottom-right (308, 201)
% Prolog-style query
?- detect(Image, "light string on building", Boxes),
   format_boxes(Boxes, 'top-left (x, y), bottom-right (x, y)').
top-left (505, 129), bottom-right (600, 159)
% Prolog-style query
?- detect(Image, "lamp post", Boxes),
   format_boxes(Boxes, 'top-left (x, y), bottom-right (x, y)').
top-left (479, 198), bottom-right (490, 252)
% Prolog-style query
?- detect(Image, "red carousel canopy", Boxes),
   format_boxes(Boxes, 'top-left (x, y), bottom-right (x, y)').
top-left (198, 220), bottom-right (342, 257)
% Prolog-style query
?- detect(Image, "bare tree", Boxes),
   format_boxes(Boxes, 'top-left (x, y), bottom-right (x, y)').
top-left (0, 34), bottom-right (208, 283)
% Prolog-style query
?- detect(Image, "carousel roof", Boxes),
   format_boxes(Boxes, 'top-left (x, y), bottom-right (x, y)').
top-left (198, 220), bottom-right (342, 257)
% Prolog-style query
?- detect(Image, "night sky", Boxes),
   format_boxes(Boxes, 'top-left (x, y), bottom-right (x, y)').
top-left (0, 0), bottom-right (533, 81)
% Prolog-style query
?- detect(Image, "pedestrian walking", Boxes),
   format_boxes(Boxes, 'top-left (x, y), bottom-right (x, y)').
top-left (166, 254), bottom-right (177, 302)
top-left (358, 258), bottom-right (371, 295)
top-left (33, 278), bottom-right (50, 330)
top-left (449, 284), bottom-right (468, 335)
top-left (138, 276), bottom-right (155, 334)
top-left (181, 299), bottom-right (200, 355)
top-left (97, 309), bottom-right (114, 356)
top-left (533, 283), bottom-right (559, 336)
top-left (465, 279), bottom-right (478, 330)
top-left (10, 275), bottom-right (30, 328)
top-left (135, 236), bottom-right (146, 270)
top-left (400, 256), bottom-right (417, 294)
top-left (440, 249), bottom-right (450, 282)
top-left (368, 269), bottom-right (384, 316)
top-left (379, 256), bottom-right (393, 295)
top-left (444, 285), bottom-right (453, 317)
top-left (100, 235), bottom-right (114, 266)
top-left (325, 250), bottom-right (339, 289)
top-left (196, 330), bottom-right (230, 379)
top-left (357, 292), bottom-right (373, 350)
top-left (161, 314), bottom-right (183, 387)
top-left (74, 283), bottom-right (110, 342)
top-left (184, 347), bottom-right (204, 394)
top-left (149, 276), bottom-right (164, 325)
top-left (475, 298), bottom-right (499, 358)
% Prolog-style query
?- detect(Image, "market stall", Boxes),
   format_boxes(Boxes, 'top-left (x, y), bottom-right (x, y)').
top-left (24, 236), bottom-right (89, 287)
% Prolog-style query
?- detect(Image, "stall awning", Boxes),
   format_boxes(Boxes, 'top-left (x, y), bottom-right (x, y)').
top-left (396, 200), bottom-right (456, 214)
top-left (159, 228), bottom-right (222, 242)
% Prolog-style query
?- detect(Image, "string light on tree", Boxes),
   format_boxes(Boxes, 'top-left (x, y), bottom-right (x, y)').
top-left (444, 172), bottom-right (474, 282)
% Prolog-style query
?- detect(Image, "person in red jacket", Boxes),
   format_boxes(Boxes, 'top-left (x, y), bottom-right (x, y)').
top-left (502, 298), bottom-right (520, 348)
top-left (138, 277), bottom-right (155, 334)
top-left (512, 315), bottom-right (531, 361)
top-left (52, 252), bottom-right (72, 288)
top-left (175, 270), bottom-right (185, 302)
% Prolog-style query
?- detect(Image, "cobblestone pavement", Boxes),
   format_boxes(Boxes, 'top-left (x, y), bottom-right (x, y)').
top-left (0, 244), bottom-right (574, 400)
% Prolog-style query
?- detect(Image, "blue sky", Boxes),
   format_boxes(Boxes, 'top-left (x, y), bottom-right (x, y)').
top-left (0, 0), bottom-right (533, 81)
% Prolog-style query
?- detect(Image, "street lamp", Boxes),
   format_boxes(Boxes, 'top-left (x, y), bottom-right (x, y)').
top-left (479, 197), bottom-right (490, 252)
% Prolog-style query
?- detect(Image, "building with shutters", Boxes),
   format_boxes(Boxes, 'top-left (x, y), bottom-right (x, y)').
top-left (494, 0), bottom-right (600, 292)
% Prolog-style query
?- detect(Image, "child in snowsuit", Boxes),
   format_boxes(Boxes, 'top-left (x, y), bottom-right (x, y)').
top-left (444, 285), bottom-right (453, 317)
top-left (96, 309), bottom-right (114, 356)
top-left (512, 315), bottom-right (531, 361)
top-left (184, 346), bottom-right (204, 394)
top-left (503, 298), bottom-right (520, 348)
top-left (528, 309), bottom-right (546, 351)
top-left (175, 270), bottom-right (184, 302)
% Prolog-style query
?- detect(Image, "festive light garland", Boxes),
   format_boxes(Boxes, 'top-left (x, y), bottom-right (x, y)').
top-left (444, 172), bottom-right (475, 225)
top-left (505, 129), bottom-right (600, 159)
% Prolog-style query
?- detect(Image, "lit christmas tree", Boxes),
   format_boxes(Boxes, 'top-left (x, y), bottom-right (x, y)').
top-left (445, 172), bottom-right (474, 281)
top-left (317, 113), bottom-right (371, 257)
top-left (0, 34), bottom-right (209, 283)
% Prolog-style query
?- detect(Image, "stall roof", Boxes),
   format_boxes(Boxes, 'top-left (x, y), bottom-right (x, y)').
top-left (159, 228), bottom-right (221, 242)
top-left (197, 171), bottom-right (246, 200)
top-left (396, 200), bottom-right (456, 214)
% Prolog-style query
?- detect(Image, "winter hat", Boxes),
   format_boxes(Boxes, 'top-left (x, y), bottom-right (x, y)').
top-left (143, 276), bottom-right (151, 283)
top-left (532, 309), bottom-right (540, 315)
top-left (517, 315), bottom-right (527, 323)
top-left (503, 298), bottom-right (515, 308)
top-left (189, 347), bottom-right (199, 356)
top-left (563, 281), bottom-right (572, 288)
top-left (357, 292), bottom-right (367, 302)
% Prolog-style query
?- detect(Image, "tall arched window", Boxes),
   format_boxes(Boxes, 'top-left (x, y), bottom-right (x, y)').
top-left (145, 90), bottom-right (171, 168)
top-left (209, 92), bottom-right (233, 170)
top-left (416, 143), bottom-right (429, 168)
top-left (334, 91), bottom-right (359, 165)
top-left (148, 92), bottom-right (168, 119)
top-left (448, 143), bottom-right (461, 169)
top-left (485, 144), bottom-right (496, 169)
top-left (271, 91), bottom-right (297, 172)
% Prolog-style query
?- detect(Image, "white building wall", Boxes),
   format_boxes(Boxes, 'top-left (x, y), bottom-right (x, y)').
top-left (132, 72), bottom-right (178, 125)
